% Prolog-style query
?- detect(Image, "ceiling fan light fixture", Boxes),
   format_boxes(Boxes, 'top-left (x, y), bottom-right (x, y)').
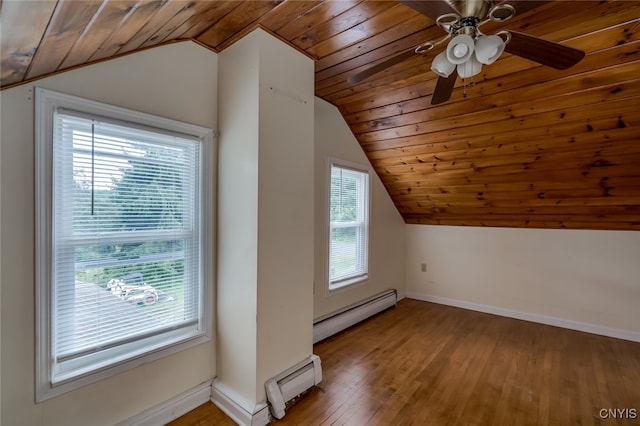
top-left (431, 51), bottom-right (455, 77)
top-left (475, 34), bottom-right (505, 64)
top-left (349, 1), bottom-right (586, 103)
top-left (457, 56), bottom-right (482, 79)
top-left (446, 34), bottom-right (475, 64)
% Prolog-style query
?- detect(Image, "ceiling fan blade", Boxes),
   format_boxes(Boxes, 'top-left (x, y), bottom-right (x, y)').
top-left (398, 0), bottom-right (459, 22)
top-left (431, 69), bottom-right (458, 105)
top-left (496, 0), bottom-right (551, 16)
top-left (504, 31), bottom-right (585, 70)
top-left (348, 48), bottom-right (417, 84)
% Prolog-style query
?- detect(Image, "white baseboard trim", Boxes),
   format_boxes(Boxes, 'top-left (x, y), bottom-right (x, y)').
top-left (211, 380), bottom-right (270, 426)
top-left (406, 292), bottom-right (640, 343)
top-left (117, 379), bottom-right (212, 426)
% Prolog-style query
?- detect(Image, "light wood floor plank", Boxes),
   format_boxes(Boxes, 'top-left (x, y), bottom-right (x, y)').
top-left (169, 299), bottom-right (640, 425)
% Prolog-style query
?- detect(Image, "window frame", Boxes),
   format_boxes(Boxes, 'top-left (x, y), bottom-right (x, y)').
top-left (35, 88), bottom-right (215, 401)
top-left (327, 158), bottom-right (371, 293)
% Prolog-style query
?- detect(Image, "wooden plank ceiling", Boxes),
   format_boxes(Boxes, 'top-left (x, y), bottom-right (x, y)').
top-left (2, 0), bottom-right (639, 230)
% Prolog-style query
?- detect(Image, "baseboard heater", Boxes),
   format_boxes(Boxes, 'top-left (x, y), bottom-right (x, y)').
top-left (265, 354), bottom-right (322, 420)
top-left (313, 289), bottom-right (397, 344)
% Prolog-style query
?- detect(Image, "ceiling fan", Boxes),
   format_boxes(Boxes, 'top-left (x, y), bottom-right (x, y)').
top-left (348, 0), bottom-right (585, 104)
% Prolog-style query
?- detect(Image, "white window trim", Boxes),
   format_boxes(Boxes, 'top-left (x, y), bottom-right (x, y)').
top-left (35, 88), bottom-right (215, 401)
top-left (326, 157), bottom-right (371, 294)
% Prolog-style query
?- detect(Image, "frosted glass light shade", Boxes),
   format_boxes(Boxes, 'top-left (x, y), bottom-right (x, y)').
top-left (457, 56), bottom-right (482, 78)
top-left (475, 35), bottom-right (505, 64)
top-left (446, 34), bottom-right (475, 64)
top-left (431, 51), bottom-right (455, 78)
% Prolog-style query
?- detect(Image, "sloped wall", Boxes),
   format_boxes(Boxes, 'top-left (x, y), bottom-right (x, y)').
top-left (314, 98), bottom-right (406, 318)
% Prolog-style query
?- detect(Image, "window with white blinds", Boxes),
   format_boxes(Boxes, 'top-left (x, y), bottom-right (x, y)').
top-left (35, 88), bottom-right (213, 400)
top-left (328, 161), bottom-right (369, 290)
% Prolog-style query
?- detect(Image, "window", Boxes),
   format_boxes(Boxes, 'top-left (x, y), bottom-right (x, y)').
top-left (328, 160), bottom-right (370, 290)
top-left (35, 88), bottom-right (214, 400)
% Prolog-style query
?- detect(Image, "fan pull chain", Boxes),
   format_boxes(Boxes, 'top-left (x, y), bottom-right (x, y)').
top-left (462, 76), bottom-right (477, 99)
top-left (91, 122), bottom-right (95, 216)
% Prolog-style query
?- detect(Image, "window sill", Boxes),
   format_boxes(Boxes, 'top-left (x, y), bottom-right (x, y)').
top-left (328, 274), bottom-right (369, 294)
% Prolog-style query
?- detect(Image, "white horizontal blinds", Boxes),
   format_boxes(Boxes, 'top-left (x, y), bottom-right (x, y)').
top-left (329, 164), bottom-right (369, 286)
top-left (52, 109), bottom-right (202, 374)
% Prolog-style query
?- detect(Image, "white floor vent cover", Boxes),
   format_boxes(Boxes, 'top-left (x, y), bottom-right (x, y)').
top-left (265, 354), bottom-right (322, 419)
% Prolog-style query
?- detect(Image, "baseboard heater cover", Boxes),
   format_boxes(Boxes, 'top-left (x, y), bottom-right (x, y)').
top-left (265, 354), bottom-right (322, 420)
top-left (313, 289), bottom-right (397, 344)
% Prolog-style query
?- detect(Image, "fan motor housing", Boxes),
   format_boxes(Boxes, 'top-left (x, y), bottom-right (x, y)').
top-left (448, 0), bottom-right (492, 19)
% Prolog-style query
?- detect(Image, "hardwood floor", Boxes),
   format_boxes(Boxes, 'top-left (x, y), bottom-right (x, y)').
top-left (169, 299), bottom-right (640, 425)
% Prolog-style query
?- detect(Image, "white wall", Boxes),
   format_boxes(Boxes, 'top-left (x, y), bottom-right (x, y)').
top-left (216, 27), bottom-right (261, 410)
top-left (255, 33), bottom-right (315, 398)
top-left (216, 29), bottom-right (315, 411)
top-left (406, 225), bottom-right (640, 339)
top-left (313, 98), bottom-right (406, 318)
top-left (0, 88), bottom-right (3, 422)
top-left (0, 42), bottom-right (218, 426)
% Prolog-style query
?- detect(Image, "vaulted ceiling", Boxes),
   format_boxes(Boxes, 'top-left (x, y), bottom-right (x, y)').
top-left (2, 0), bottom-right (639, 230)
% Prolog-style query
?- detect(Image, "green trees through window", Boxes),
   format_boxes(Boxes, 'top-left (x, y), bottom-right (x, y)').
top-left (73, 142), bottom-right (187, 297)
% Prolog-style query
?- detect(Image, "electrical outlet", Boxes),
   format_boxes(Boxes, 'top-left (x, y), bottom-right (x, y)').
top-left (421, 263), bottom-right (427, 272)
